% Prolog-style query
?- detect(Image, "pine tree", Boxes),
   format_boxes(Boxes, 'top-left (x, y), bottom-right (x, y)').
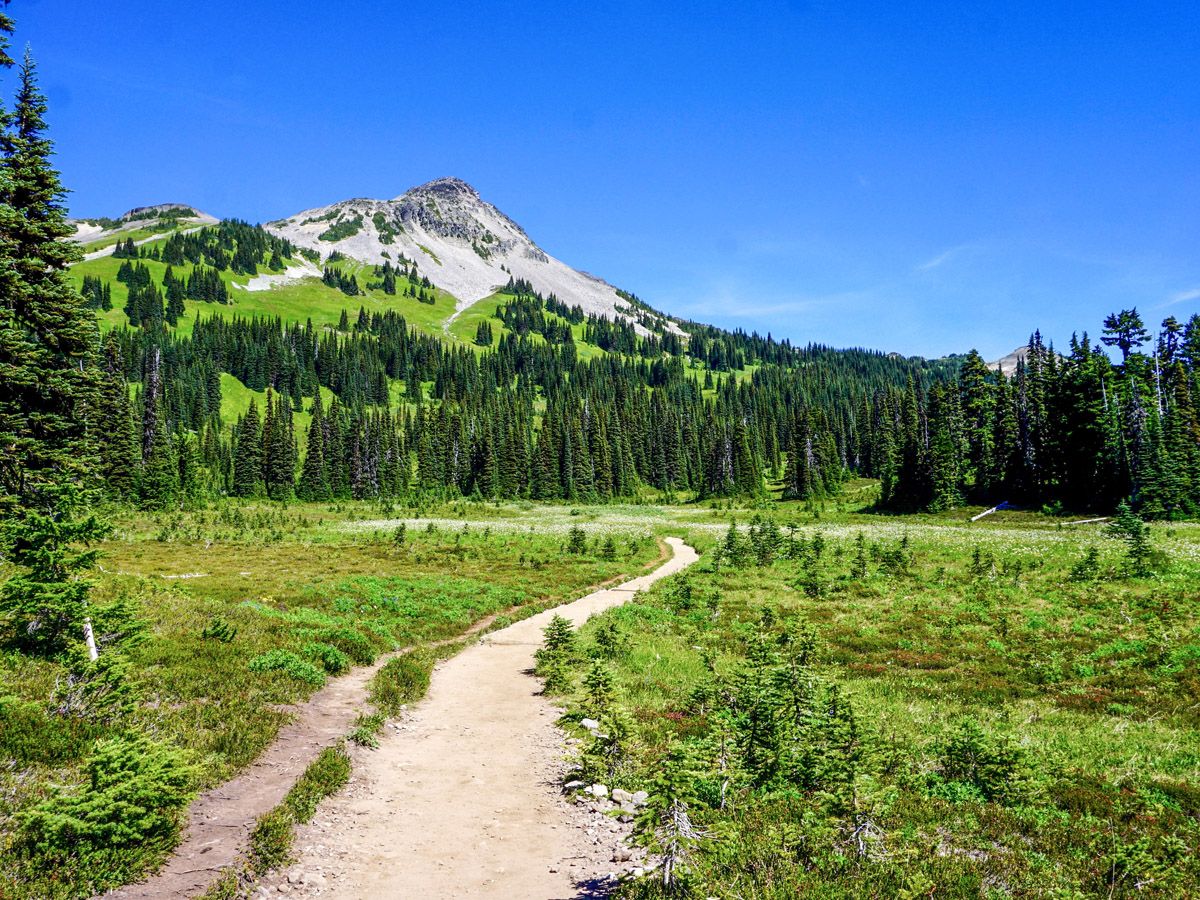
top-left (0, 484), bottom-right (109, 655)
top-left (263, 389), bottom-right (296, 500)
top-left (139, 397), bottom-right (179, 509)
top-left (232, 401), bottom-right (263, 497)
top-left (1102, 309), bottom-right (1150, 365)
top-left (296, 390), bottom-right (330, 501)
top-left (97, 337), bottom-right (139, 500)
top-left (0, 48), bottom-right (99, 514)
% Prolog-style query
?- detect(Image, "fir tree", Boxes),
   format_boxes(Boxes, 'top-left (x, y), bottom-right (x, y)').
top-left (296, 390), bottom-right (330, 501)
top-left (0, 484), bottom-right (109, 655)
top-left (232, 401), bottom-right (263, 497)
top-left (0, 48), bottom-right (99, 514)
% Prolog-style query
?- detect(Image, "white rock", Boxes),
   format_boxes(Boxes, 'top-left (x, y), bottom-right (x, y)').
top-left (579, 718), bottom-right (601, 732)
top-left (586, 783), bottom-right (609, 798)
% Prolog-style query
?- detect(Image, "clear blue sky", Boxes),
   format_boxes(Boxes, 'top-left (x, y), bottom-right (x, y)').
top-left (21, 0), bottom-right (1200, 359)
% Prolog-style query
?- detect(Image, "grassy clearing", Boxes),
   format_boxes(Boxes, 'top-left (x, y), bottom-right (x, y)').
top-left (546, 506), bottom-right (1200, 897)
top-left (0, 500), bottom-right (660, 899)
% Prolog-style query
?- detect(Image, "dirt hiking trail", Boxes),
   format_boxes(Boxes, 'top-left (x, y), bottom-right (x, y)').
top-left (259, 537), bottom-right (697, 900)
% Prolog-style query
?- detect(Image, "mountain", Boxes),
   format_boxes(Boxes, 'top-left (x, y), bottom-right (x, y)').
top-left (988, 345), bottom-right (1030, 376)
top-left (69, 203), bottom-right (218, 255)
top-left (267, 177), bottom-right (676, 333)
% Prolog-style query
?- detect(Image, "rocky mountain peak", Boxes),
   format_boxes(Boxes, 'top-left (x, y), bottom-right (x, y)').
top-left (399, 177), bottom-right (481, 202)
top-left (267, 178), bottom-right (678, 336)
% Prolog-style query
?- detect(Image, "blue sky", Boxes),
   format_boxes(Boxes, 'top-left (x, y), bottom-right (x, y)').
top-left (22, 0), bottom-right (1200, 359)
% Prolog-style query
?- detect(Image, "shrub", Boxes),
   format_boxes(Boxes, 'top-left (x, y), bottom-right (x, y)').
top-left (249, 744), bottom-right (351, 876)
top-left (248, 807), bottom-right (293, 874)
top-left (934, 719), bottom-right (1029, 805)
top-left (0, 694), bottom-right (103, 764)
top-left (198, 868), bottom-right (241, 900)
top-left (317, 626), bottom-right (377, 665)
top-left (349, 711), bottom-right (385, 748)
top-left (369, 651), bottom-right (433, 716)
top-left (303, 642), bottom-right (351, 675)
top-left (19, 735), bottom-right (195, 859)
top-left (248, 649), bottom-right (326, 686)
top-left (50, 649), bottom-right (139, 723)
top-left (201, 616), bottom-right (238, 643)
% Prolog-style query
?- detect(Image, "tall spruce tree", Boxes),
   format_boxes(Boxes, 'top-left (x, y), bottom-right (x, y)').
top-left (232, 401), bottom-right (263, 497)
top-left (0, 39), bottom-right (110, 657)
top-left (296, 389), bottom-right (330, 501)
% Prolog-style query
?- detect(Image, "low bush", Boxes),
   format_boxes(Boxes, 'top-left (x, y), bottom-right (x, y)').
top-left (249, 743), bottom-right (351, 876)
top-left (317, 626), bottom-right (377, 665)
top-left (19, 735), bottom-right (195, 865)
top-left (248, 807), bottom-right (293, 874)
top-left (285, 744), bottom-right (351, 822)
top-left (302, 642), bottom-right (351, 675)
top-left (349, 711), bottom-right (385, 748)
top-left (369, 651), bottom-right (433, 716)
top-left (0, 694), bottom-right (103, 764)
top-left (933, 719), bottom-right (1030, 805)
top-left (248, 649), bottom-right (326, 686)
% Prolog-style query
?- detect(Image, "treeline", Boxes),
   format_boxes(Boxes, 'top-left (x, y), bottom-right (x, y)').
top-left (112, 219), bottom-right (294, 275)
top-left (90, 297), bottom-right (945, 506)
top-left (871, 312), bottom-right (1200, 518)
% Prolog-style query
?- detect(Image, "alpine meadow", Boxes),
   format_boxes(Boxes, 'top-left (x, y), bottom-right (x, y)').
top-left (2, 2), bottom-right (1200, 899)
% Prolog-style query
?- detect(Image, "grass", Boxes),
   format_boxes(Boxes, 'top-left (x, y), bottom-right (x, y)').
top-left (370, 650), bottom-right (435, 717)
top-left (74, 219), bottom-right (200, 252)
top-left (5, 487), bottom-right (1199, 897)
top-left (543, 506), bottom-right (1200, 897)
top-left (0, 499), bottom-right (662, 899)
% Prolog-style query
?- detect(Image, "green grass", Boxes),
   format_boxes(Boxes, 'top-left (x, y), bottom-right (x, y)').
top-left (216, 374), bottom-right (336, 451)
top-left (0, 501), bottom-right (662, 899)
top-left (547, 505), bottom-right (1200, 898)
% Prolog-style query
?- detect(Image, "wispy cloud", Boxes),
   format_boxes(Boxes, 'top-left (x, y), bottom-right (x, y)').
top-left (1163, 287), bottom-right (1200, 308)
top-left (915, 247), bottom-right (960, 272)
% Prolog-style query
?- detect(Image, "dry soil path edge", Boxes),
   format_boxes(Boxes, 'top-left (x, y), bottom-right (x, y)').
top-left (101, 537), bottom-right (695, 900)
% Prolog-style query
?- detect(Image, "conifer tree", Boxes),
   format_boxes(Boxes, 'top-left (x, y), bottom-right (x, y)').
top-left (296, 390), bottom-right (330, 501)
top-left (0, 48), bottom-right (99, 513)
top-left (232, 401), bottom-right (263, 497)
top-left (97, 336), bottom-right (139, 500)
top-left (262, 389), bottom-right (296, 500)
